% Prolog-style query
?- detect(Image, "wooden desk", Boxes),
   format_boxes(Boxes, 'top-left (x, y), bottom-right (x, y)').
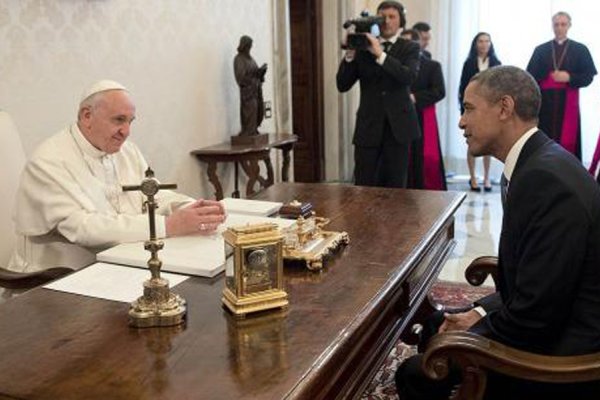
top-left (0, 183), bottom-right (465, 400)
top-left (191, 134), bottom-right (298, 200)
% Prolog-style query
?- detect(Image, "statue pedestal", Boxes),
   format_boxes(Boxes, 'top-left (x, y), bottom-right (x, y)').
top-left (231, 133), bottom-right (269, 146)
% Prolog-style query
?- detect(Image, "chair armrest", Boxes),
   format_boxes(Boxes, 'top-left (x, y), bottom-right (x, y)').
top-left (422, 331), bottom-right (600, 400)
top-left (0, 267), bottom-right (74, 290)
top-left (465, 256), bottom-right (499, 288)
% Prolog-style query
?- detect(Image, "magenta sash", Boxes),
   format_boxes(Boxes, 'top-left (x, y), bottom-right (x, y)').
top-left (590, 131), bottom-right (600, 177)
top-left (422, 105), bottom-right (444, 190)
top-left (540, 74), bottom-right (579, 154)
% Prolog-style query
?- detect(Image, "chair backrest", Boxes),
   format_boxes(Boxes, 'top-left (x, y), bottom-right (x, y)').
top-left (0, 111), bottom-right (26, 266)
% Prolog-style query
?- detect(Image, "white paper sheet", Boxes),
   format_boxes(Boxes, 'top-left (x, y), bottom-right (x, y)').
top-left (44, 262), bottom-right (189, 303)
top-left (220, 197), bottom-right (283, 216)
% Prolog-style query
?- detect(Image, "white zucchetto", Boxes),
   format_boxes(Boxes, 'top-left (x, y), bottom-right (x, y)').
top-left (80, 80), bottom-right (128, 104)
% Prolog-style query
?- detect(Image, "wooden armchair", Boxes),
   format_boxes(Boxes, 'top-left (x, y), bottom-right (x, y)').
top-left (421, 256), bottom-right (600, 400)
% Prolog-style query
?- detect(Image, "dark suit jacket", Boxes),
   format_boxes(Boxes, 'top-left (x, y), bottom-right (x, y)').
top-left (472, 132), bottom-right (600, 356)
top-left (412, 56), bottom-right (445, 111)
top-left (336, 38), bottom-right (420, 147)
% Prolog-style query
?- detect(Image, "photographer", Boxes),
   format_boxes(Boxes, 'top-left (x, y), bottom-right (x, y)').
top-left (337, 1), bottom-right (420, 188)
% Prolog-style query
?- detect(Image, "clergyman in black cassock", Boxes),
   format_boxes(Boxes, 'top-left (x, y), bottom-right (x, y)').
top-left (526, 11), bottom-right (597, 159)
top-left (401, 29), bottom-right (447, 190)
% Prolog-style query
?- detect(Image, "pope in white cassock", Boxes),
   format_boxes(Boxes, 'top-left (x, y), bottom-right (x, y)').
top-left (9, 80), bottom-right (226, 272)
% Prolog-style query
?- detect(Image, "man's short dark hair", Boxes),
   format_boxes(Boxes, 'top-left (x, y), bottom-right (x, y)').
top-left (400, 29), bottom-right (419, 42)
top-left (377, 1), bottom-right (406, 28)
top-left (412, 22), bottom-right (431, 33)
top-left (471, 66), bottom-right (541, 122)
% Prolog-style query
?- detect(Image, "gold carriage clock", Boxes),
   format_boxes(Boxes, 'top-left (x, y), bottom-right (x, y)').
top-left (222, 223), bottom-right (288, 318)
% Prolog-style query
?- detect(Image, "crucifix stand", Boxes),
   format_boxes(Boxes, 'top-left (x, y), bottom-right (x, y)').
top-left (122, 168), bottom-right (186, 328)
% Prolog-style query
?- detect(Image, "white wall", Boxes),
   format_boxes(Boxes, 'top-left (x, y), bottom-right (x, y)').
top-left (0, 0), bottom-right (282, 199)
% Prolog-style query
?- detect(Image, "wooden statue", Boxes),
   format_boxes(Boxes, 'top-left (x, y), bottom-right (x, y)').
top-left (234, 35), bottom-right (267, 137)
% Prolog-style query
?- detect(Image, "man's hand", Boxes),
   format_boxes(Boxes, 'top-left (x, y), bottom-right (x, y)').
top-left (344, 49), bottom-right (357, 62)
top-left (341, 26), bottom-right (357, 61)
top-left (365, 33), bottom-right (383, 58)
top-left (552, 70), bottom-right (571, 83)
top-left (166, 199), bottom-right (226, 237)
top-left (438, 310), bottom-right (482, 333)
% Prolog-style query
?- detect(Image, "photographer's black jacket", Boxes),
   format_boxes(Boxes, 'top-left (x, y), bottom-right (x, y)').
top-left (336, 38), bottom-right (420, 147)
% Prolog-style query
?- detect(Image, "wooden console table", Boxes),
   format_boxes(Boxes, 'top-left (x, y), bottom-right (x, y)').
top-left (191, 133), bottom-right (298, 200)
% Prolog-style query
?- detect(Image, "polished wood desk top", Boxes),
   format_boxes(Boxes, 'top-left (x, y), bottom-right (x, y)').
top-left (0, 183), bottom-right (465, 400)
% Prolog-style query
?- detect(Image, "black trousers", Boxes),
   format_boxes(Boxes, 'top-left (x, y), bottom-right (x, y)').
top-left (354, 120), bottom-right (410, 188)
top-left (395, 310), bottom-right (600, 400)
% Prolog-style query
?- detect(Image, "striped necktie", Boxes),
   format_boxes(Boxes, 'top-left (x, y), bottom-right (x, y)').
top-left (382, 41), bottom-right (392, 53)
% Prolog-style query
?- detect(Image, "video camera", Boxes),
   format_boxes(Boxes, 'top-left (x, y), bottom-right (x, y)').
top-left (342, 11), bottom-right (384, 50)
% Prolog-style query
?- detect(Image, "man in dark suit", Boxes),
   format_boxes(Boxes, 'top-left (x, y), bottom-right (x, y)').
top-left (411, 22), bottom-right (432, 60)
top-left (401, 29), bottom-right (446, 190)
top-left (336, 1), bottom-right (420, 188)
top-left (396, 65), bottom-right (600, 399)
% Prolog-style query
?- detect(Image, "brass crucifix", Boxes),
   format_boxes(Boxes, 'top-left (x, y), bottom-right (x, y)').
top-left (122, 167), bottom-right (177, 280)
top-left (122, 167), bottom-right (186, 328)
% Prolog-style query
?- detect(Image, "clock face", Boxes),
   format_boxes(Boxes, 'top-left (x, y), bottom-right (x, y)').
top-left (247, 249), bottom-right (268, 266)
top-left (243, 245), bottom-right (278, 294)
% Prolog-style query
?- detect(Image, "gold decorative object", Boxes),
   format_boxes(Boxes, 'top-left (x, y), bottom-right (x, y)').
top-left (282, 212), bottom-right (349, 271)
top-left (279, 199), bottom-right (313, 219)
top-left (122, 168), bottom-right (186, 328)
top-left (222, 223), bottom-right (288, 318)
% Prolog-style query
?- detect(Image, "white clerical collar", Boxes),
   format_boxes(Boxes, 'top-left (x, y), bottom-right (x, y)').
top-left (71, 123), bottom-right (107, 159)
top-left (503, 127), bottom-right (538, 181)
top-left (380, 31), bottom-right (400, 45)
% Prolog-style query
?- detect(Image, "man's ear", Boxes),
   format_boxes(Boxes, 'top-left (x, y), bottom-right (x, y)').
top-left (78, 106), bottom-right (92, 124)
top-left (499, 95), bottom-right (515, 120)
